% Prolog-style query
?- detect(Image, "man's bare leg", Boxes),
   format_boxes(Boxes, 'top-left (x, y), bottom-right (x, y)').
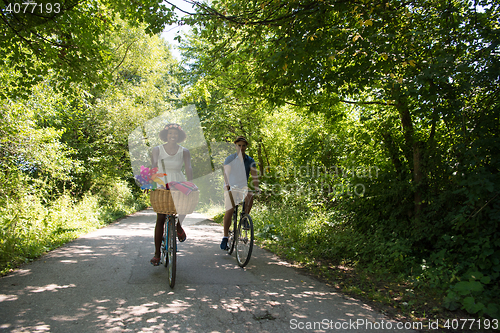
top-left (244, 192), bottom-right (254, 214)
top-left (223, 208), bottom-right (234, 237)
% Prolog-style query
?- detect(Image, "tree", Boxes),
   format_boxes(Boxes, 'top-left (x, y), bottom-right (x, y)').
top-left (31, 21), bottom-right (183, 196)
top-left (0, 13), bottom-right (184, 272)
top-left (0, 0), bottom-right (178, 97)
top-left (183, 0), bottom-right (499, 216)
top-left (180, 0), bottom-right (500, 317)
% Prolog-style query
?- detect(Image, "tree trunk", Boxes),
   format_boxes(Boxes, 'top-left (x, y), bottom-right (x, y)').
top-left (257, 138), bottom-right (264, 177)
top-left (395, 94), bottom-right (423, 217)
top-left (380, 128), bottom-right (403, 176)
top-left (261, 140), bottom-right (271, 174)
top-left (413, 142), bottom-right (423, 217)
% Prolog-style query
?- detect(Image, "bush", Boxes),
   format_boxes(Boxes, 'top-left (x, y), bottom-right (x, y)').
top-left (252, 182), bottom-right (500, 320)
top-left (0, 178), bottom-right (148, 275)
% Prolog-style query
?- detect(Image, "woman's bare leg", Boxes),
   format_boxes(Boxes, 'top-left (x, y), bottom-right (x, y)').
top-left (154, 213), bottom-right (166, 258)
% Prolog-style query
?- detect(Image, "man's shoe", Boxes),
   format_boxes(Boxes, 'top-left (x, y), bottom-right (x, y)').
top-left (220, 237), bottom-right (229, 250)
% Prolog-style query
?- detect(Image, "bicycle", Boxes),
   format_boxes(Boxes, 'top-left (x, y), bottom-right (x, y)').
top-left (160, 214), bottom-right (177, 288)
top-left (150, 186), bottom-right (198, 289)
top-left (226, 187), bottom-right (254, 267)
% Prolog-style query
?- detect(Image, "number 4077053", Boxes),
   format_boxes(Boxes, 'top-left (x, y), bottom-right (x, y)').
top-left (5, 2), bottom-right (61, 14)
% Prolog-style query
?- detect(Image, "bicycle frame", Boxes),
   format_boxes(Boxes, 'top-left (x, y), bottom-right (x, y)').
top-left (233, 199), bottom-right (245, 221)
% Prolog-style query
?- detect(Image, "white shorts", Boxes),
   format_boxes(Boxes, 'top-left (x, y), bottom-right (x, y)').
top-left (224, 187), bottom-right (249, 211)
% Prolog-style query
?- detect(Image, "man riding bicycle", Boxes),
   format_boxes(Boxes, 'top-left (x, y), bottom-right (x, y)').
top-left (220, 136), bottom-right (260, 250)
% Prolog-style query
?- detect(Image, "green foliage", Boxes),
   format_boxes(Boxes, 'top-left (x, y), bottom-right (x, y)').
top-left (185, 0), bottom-right (500, 319)
top-left (1, 0), bottom-right (498, 322)
top-left (444, 271), bottom-right (499, 319)
top-left (0, 15), bottom-right (182, 273)
top-left (0, 181), bottom-right (148, 274)
top-left (0, 0), bottom-right (178, 97)
top-left (253, 201), bottom-right (354, 264)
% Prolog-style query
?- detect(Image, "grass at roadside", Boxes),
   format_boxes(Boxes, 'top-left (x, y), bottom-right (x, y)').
top-left (257, 240), bottom-right (484, 332)
top-left (195, 203), bottom-right (225, 219)
top-left (0, 181), bottom-right (149, 276)
top-left (211, 204), bottom-right (490, 333)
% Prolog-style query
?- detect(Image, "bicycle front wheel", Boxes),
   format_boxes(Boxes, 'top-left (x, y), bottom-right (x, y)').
top-left (235, 214), bottom-right (253, 267)
top-left (227, 211), bottom-right (237, 255)
top-left (167, 215), bottom-right (177, 288)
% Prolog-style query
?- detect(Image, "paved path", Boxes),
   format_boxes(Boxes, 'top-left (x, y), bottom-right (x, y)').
top-left (0, 209), bottom-right (418, 332)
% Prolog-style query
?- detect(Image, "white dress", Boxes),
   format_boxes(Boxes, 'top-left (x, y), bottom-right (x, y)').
top-left (157, 145), bottom-right (186, 186)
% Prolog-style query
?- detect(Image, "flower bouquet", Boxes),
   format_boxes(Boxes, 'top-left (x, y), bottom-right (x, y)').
top-left (135, 166), bottom-right (199, 214)
top-left (135, 165), bottom-right (167, 191)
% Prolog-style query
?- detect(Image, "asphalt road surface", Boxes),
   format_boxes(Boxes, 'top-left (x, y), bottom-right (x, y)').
top-left (0, 209), bottom-right (418, 332)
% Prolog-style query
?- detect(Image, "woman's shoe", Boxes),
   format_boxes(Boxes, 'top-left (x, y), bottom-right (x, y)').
top-left (150, 257), bottom-right (161, 266)
top-left (177, 223), bottom-right (186, 242)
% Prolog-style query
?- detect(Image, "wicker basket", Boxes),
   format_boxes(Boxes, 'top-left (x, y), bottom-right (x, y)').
top-left (150, 189), bottom-right (199, 215)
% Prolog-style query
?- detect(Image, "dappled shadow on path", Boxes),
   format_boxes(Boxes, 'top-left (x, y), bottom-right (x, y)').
top-left (0, 209), bottom-right (409, 333)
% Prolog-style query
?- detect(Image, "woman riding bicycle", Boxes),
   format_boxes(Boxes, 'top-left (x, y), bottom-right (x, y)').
top-left (220, 136), bottom-right (260, 250)
top-left (150, 123), bottom-right (192, 266)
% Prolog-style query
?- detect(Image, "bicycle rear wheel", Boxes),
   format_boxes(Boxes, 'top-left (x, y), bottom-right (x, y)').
top-left (235, 214), bottom-right (253, 267)
top-left (167, 215), bottom-right (177, 288)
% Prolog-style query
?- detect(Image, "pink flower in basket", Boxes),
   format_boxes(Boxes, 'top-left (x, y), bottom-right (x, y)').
top-left (136, 166), bottom-right (167, 190)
